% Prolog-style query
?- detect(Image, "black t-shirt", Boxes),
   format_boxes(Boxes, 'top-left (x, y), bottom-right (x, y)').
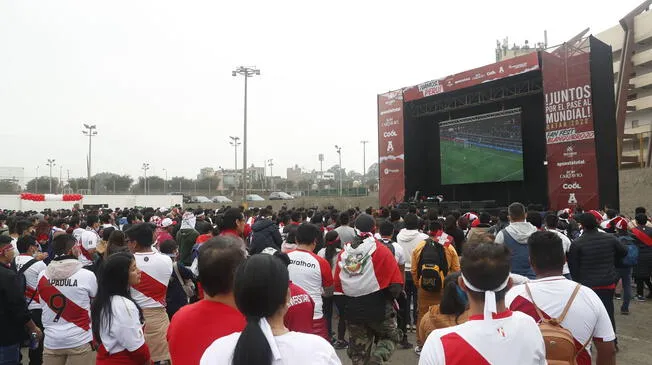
top-left (446, 228), bottom-right (466, 253)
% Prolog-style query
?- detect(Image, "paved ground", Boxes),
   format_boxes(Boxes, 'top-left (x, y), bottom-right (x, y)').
top-left (334, 296), bottom-right (652, 365)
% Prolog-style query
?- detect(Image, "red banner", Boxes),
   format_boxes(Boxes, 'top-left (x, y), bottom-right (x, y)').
top-left (378, 90), bottom-right (405, 206)
top-left (541, 47), bottom-right (599, 210)
top-left (403, 53), bottom-right (540, 102)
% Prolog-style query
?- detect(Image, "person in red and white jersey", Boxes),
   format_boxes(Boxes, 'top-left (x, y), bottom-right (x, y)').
top-left (543, 213), bottom-right (573, 279)
top-left (125, 223), bottom-right (173, 364)
top-left (333, 214), bottom-right (404, 365)
top-left (287, 223), bottom-right (334, 340)
top-left (506, 231), bottom-right (616, 365)
top-left (419, 242), bottom-right (545, 365)
top-left (37, 234), bottom-right (98, 364)
top-left (14, 235), bottom-right (48, 365)
top-left (600, 209), bottom-right (626, 233)
top-left (92, 252), bottom-right (151, 365)
top-left (78, 215), bottom-right (101, 268)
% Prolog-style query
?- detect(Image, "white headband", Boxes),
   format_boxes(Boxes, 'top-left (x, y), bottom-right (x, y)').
top-left (258, 318), bottom-right (281, 361)
top-left (461, 274), bottom-right (510, 321)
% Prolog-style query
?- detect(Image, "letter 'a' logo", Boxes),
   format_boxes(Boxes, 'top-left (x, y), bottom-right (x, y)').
top-left (387, 140), bottom-right (394, 153)
top-left (568, 193), bottom-right (577, 204)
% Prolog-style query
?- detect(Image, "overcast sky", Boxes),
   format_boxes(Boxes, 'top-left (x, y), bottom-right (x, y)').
top-left (0, 0), bottom-right (642, 181)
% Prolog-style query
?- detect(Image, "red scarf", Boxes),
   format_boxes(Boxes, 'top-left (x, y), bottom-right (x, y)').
top-left (632, 227), bottom-right (652, 247)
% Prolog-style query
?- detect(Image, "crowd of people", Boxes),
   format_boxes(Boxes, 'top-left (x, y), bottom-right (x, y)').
top-left (0, 201), bottom-right (651, 364)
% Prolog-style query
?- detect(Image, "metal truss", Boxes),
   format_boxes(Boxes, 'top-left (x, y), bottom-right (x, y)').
top-left (407, 78), bottom-right (542, 119)
top-left (439, 108), bottom-right (521, 128)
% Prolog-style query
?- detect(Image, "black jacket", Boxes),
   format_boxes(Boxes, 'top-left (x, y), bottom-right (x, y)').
top-left (632, 226), bottom-right (652, 278)
top-left (0, 264), bottom-right (32, 345)
top-left (249, 218), bottom-right (282, 255)
top-left (568, 230), bottom-right (627, 288)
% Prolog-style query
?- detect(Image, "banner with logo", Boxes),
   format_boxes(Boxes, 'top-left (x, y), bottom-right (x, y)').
top-left (541, 47), bottom-right (599, 210)
top-left (378, 90), bottom-right (405, 206)
top-left (403, 53), bottom-right (539, 102)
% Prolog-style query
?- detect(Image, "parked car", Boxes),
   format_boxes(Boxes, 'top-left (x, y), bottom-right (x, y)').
top-left (269, 192), bottom-right (294, 200)
top-left (246, 194), bottom-right (265, 202)
top-left (211, 195), bottom-right (233, 203)
top-left (191, 196), bottom-right (212, 203)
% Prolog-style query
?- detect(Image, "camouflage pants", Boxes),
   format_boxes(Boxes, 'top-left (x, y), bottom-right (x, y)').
top-left (347, 302), bottom-right (403, 365)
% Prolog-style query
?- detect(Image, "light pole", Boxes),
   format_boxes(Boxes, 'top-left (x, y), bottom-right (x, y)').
top-left (232, 66), bottom-right (261, 203)
top-left (335, 145), bottom-right (342, 196)
top-left (59, 165), bottom-right (63, 193)
top-left (82, 124), bottom-right (97, 194)
top-left (318, 154), bottom-right (324, 181)
top-left (142, 163), bottom-right (150, 195)
top-left (35, 166), bottom-right (39, 193)
top-left (268, 159), bottom-right (274, 191)
top-left (46, 159), bottom-right (56, 193)
top-left (360, 140), bottom-right (368, 184)
top-left (163, 168), bottom-right (168, 194)
top-left (229, 136), bottom-right (241, 172)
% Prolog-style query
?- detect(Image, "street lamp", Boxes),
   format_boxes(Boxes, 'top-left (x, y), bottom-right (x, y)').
top-left (361, 140), bottom-right (368, 184)
top-left (82, 124), bottom-right (98, 194)
top-left (163, 168), bottom-right (168, 194)
top-left (46, 159), bottom-right (56, 193)
top-left (35, 166), bottom-right (39, 193)
top-left (334, 145), bottom-right (342, 196)
top-left (267, 159), bottom-right (274, 191)
top-left (142, 163), bottom-right (150, 195)
top-left (232, 66), bottom-right (261, 203)
top-left (229, 136), bottom-right (241, 172)
top-left (59, 165), bottom-right (63, 194)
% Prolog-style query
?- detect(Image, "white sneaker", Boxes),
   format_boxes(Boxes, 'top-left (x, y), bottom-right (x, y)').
top-left (414, 346), bottom-right (422, 356)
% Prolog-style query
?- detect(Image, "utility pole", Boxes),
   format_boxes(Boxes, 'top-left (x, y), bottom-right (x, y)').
top-left (318, 154), bottom-right (324, 181)
top-left (335, 145), bottom-right (342, 196)
top-left (232, 66), bottom-right (261, 203)
top-left (82, 124), bottom-right (98, 194)
top-left (361, 140), bottom-right (368, 184)
top-left (59, 165), bottom-right (63, 193)
top-left (35, 166), bottom-right (39, 193)
top-left (268, 159), bottom-right (274, 191)
top-left (142, 163), bottom-right (150, 195)
top-left (163, 168), bottom-right (168, 194)
top-left (46, 159), bottom-right (56, 193)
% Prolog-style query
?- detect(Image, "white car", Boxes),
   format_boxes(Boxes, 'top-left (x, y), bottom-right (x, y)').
top-left (191, 196), bottom-right (212, 203)
top-left (246, 194), bottom-right (265, 202)
top-left (269, 192), bottom-right (294, 200)
top-left (211, 196), bottom-right (233, 203)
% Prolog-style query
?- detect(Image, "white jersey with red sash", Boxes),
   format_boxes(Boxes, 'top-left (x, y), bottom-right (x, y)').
top-left (334, 236), bottom-right (404, 297)
top-left (419, 310), bottom-right (546, 365)
top-left (37, 259), bottom-right (97, 350)
top-left (78, 229), bottom-right (99, 267)
top-left (632, 226), bottom-right (652, 247)
top-left (14, 254), bottom-right (47, 310)
top-left (130, 252), bottom-right (173, 308)
top-left (506, 277), bottom-right (615, 365)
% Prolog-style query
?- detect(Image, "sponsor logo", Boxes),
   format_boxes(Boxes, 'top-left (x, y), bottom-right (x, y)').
top-left (563, 145), bottom-right (578, 158)
top-left (486, 70), bottom-right (497, 76)
top-left (472, 73), bottom-right (484, 80)
top-left (383, 130), bottom-right (398, 138)
top-left (499, 66), bottom-right (505, 73)
top-left (379, 107), bottom-right (401, 116)
top-left (383, 90), bottom-right (402, 100)
top-left (562, 182), bottom-right (582, 190)
top-left (560, 170), bottom-right (583, 179)
top-left (556, 160), bottom-right (585, 167)
top-left (568, 193), bottom-right (577, 204)
top-left (546, 128), bottom-right (595, 144)
top-left (384, 168), bottom-right (399, 175)
top-left (386, 140), bottom-right (394, 153)
top-left (382, 119), bottom-right (399, 128)
top-left (289, 259), bottom-right (316, 269)
top-left (417, 80), bottom-right (444, 96)
top-left (508, 62), bottom-right (528, 70)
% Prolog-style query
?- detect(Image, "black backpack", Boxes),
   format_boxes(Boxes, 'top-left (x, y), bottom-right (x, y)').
top-left (11, 258), bottom-right (39, 305)
top-left (417, 238), bottom-right (448, 292)
top-left (379, 238), bottom-right (396, 256)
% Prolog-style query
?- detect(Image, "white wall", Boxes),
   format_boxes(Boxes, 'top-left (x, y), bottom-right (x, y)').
top-left (0, 195), bottom-right (183, 211)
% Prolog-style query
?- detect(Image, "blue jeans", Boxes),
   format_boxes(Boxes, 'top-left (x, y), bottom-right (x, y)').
top-left (0, 344), bottom-right (19, 365)
top-left (616, 267), bottom-right (632, 311)
top-left (404, 272), bottom-right (418, 326)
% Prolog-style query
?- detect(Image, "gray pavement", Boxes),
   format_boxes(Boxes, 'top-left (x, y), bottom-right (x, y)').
top-left (335, 297), bottom-right (652, 365)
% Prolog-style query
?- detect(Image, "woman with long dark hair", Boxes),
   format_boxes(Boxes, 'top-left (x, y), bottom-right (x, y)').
top-left (200, 254), bottom-right (340, 365)
top-left (417, 272), bottom-right (469, 341)
top-left (317, 231), bottom-right (347, 348)
top-left (92, 252), bottom-right (151, 365)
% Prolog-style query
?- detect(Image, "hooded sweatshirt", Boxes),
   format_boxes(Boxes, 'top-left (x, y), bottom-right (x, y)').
top-left (249, 218), bottom-right (283, 255)
top-left (396, 229), bottom-right (429, 272)
top-left (494, 221), bottom-right (538, 279)
top-left (176, 213), bottom-right (199, 266)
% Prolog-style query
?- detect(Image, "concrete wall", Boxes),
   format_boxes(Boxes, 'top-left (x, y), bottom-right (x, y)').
top-left (619, 168), bottom-right (652, 216)
top-left (0, 195), bottom-right (182, 211)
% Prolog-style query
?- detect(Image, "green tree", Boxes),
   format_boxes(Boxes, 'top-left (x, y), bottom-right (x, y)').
top-left (67, 178), bottom-right (96, 193)
top-left (196, 177), bottom-right (220, 195)
top-left (134, 176), bottom-right (165, 194)
top-left (168, 176), bottom-right (193, 192)
top-left (0, 179), bottom-right (20, 193)
top-left (26, 177), bottom-right (59, 193)
top-left (93, 172), bottom-right (133, 193)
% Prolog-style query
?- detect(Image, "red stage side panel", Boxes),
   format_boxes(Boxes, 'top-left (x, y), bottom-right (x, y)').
top-left (541, 47), bottom-right (599, 210)
top-left (378, 90), bottom-right (405, 206)
top-left (403, 53), bottom-right (539, 102)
